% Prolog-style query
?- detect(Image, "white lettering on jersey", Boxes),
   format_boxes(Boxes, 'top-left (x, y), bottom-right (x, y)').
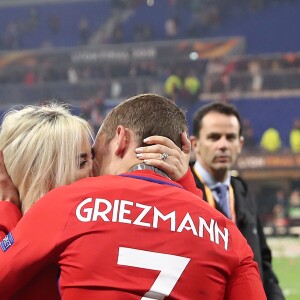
top-left (133, 203), bottom-right (151, 227)
top-left (76, 198), bottom-right (93, 222)
top-left (76, 198), bottom-right (229, 250)
top-left (118, 200), bottom-right (133, 224)
top-left (215, 222), bottom-right (229, 251)
top-left (177, 213), bottom-right (198, 236)
top-left (92, 198), bottom-right (112, 221)
top-left (153, 208), bottom-right (176, 231)
top-left (199, 217), bottom-right (215, 242)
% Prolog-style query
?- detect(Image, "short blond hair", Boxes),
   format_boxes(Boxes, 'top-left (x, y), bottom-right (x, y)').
top-left (100, 93), bottom-right (188, 148)
top-left (0, 103), bottom-right (92, 214)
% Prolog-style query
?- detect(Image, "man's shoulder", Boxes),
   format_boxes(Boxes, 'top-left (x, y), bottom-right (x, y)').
top-left (230, 171), bottom-right (248, 192)
top-left (42, 175), bottom-right (118, 200)
top-left (230, 172), bottom-right (257, 214)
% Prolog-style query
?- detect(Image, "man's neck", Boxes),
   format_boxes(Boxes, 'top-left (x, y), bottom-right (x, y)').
top-left (212, 170), bottom-right (228, 183)
top-left (128, 163), bottom-right (170, 179)
top-left (194, 160), bottom-right (229, 184)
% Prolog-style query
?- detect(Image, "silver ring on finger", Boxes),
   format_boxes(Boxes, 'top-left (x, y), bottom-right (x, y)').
top-left (161, 152), bottom-right (169, 162)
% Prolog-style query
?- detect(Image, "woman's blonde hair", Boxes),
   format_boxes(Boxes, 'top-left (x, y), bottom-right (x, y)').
top-left (0, 103), bottom-right (93, 214)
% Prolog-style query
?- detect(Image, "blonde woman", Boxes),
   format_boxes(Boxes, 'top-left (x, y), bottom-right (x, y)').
top-left (0, 104), bottom-right (94, 214)
top-left (0, 104), bottom-right (93, 300)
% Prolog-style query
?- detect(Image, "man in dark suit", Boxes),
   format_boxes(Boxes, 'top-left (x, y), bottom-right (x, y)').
top-left (190, 102), bottom-right (284, 300)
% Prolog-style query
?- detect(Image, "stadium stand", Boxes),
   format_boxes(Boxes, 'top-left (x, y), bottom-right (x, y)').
top-left (0, 0), bottom-right (111, 49)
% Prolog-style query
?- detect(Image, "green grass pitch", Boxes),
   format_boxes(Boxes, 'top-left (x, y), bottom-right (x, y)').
top-left (272, 247), bottom-right (300, 299)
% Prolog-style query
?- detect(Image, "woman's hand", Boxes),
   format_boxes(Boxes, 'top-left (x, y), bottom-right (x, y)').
top-left (135, 132), bottom-right (191, 181)
top-left (0, 151), bottom-right (20, 209)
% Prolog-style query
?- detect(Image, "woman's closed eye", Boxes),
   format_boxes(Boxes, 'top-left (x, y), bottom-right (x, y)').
top-left (80, 160), bottom-right (88, 169)
top-left (79, 153), bottom-right (89, 169)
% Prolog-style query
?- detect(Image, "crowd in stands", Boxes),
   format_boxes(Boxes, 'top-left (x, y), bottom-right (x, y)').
top-left (0, 0), bottom-right (295, 51)
top-left (205, 52), bottom-right (300, 93)
top-left (258, 185), bottom-right (300, 235)
top-left (100, 0), bottom-right (284, 45)
top-left (0, 0), bottom-right (298, 100)
top-left (0, 51), bottom-right (299, 94)
top-left (0, 0), bottom-right (299, 155)
top-left (254, 119), bottom-right (300, 154)
top-left (0, 1), bottom-right (112, 50)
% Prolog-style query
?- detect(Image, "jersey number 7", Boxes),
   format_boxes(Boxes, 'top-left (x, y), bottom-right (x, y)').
top-left (117, 247), bottom-right (190, 300)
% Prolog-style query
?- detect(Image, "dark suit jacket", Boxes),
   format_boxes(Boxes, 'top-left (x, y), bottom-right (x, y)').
top-left (191, 165), bottom-right (285, 300)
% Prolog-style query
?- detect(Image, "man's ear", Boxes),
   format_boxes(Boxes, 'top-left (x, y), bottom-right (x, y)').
top-left (238, 135), bottom-right (244, 154)
top-left (114, 125), bottom-right (130, 157)
top-left (190, 135), bottom-right (197, 150)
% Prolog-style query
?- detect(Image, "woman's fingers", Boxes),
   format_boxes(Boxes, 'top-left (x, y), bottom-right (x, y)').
top-left (135, 133), bottom-right (190, 181)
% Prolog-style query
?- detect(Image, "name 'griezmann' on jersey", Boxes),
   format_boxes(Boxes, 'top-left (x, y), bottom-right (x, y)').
top-left (76, 197), bottom-right (229, 250)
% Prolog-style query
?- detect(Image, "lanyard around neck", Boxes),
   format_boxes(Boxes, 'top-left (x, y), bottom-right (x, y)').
top-left (193, 165), bottom-right (236, 223)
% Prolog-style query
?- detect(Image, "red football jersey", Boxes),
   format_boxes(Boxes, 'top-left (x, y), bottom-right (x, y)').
top-left (0, 170), bottom-right (266, 300)
top-left (0, 168), bottom-right (200, 300)
top-left (0, 202), bottom-right (61, 300)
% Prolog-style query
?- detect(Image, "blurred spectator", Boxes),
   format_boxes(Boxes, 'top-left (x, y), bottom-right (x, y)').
top-left (80, 98), bottom-right (92, 120)
top-left (248, 60), bottom-right (263, 91)
top-left (110, 80), bottom-right (122, 98)
top-left (183, 69), bottom-right (201, 99)
top-left (206, 57), bottom-right (225, 76)
top-left (67, 67), bottom-right (78, 85)
top-left (260, 127), bottom-right (282, 152)
top-left (242, 118), bottom-right (256, 151)
top-left (78, 16), bottom-right (90, 45)
top-left (281, 52), bottom-right (300, 69)
top-left (272, 189), bottom-right (290, 236)
top-left (164, 16), bottom-right (178, 39)
top-left (80, 94), bottom-right (105, 135)
top-left (27, 8), bottom-right (39, 30)
top-left (289, 119), bottom-right (300, 153)
top-left (205, 58), bottom-right (226, 93)
top-left (164, 69), bottom-right (182, 102)
top-left (89, 104), bottom-right (104, 135)
top-left (179, 69), bottom-right (201, 109)
top-left (111, 22), bottom-right (124, 43)
top-left (288, 188), bottom-right (300, 227)
top-left (24, 69), bottom-right (37, 86)
top-left (3, 21), bottom-right (21, 49)
top-left (49, 14), bottom-right (60, 34)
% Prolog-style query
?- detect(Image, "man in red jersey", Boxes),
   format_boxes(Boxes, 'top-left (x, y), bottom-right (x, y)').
top-left (0, 94), bottom-right (266, 300)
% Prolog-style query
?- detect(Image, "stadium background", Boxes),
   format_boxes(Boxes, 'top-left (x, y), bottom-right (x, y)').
top-left (0, 0), bottom-right (299, 298)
